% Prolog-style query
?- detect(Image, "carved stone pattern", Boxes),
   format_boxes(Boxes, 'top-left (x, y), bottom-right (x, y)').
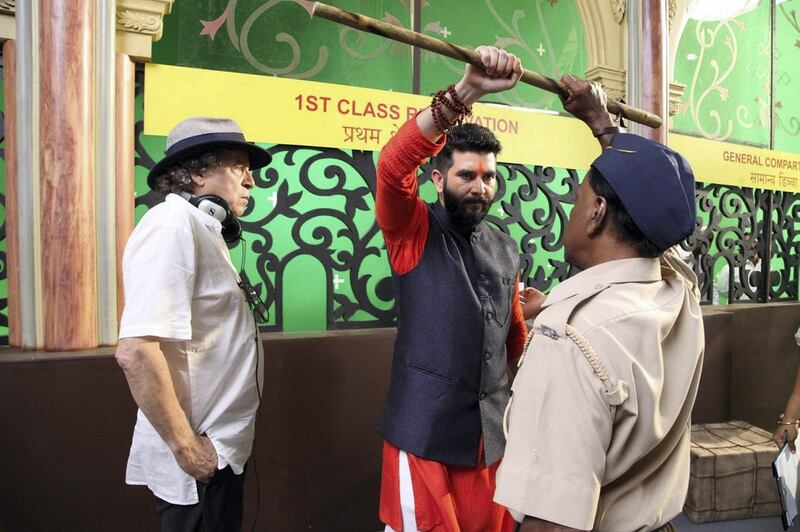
top-left (611, 0), bottom-right (625, 24)
top-left (669, 82), bottom-right (687, 117)
top-left (117, 9), bottom-right (161, 34)
top-left (585, 66), bottom-right (627, 105)
top-left (602, 85), bottom-right (626, 104)
top-left (668, 0), bottom-right (677, 30)
top-left (0, 0), bottom-right (14, 15)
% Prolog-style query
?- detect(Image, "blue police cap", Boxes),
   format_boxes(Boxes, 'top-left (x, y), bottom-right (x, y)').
top-left (591, 133), bottom-right (696, 252)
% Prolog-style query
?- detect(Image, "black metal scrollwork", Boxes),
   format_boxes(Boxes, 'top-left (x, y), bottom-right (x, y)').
top-left (770, 189), bottom-right (800, 301)
top-left (681, 183), bottom-right (782, 305)
top-left (492, 163), bottom-right (580, 291)
top-left (244, 146), bottom-right (396, 331)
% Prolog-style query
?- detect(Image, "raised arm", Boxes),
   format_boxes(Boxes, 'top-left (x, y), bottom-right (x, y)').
top-left (415, 46), bottom-right (522, 142)
top-left (560, 74), bottom-right (616, 150)
top-left (376, 46), bottom-right (522, 274)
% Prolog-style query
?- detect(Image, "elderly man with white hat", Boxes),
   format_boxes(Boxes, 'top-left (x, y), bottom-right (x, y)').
top-left (115, 117), bottom-right (271, 532)
top-left (495, 77), bottom-right (704, 532)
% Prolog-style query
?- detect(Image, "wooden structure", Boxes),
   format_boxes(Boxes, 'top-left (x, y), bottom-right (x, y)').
top-left (0, 0), bottom-right (173, 350)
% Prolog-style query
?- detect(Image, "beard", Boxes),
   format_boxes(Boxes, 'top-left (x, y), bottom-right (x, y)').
top-left (443, 186), bottom-right (490, 231)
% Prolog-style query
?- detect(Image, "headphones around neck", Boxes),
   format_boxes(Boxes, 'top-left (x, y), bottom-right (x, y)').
top-left (182, 192), bottom-right (242, 243)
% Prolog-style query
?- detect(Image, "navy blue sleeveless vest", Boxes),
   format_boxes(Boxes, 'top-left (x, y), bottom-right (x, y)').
top-left (377, 202), bottom-right (519, 467)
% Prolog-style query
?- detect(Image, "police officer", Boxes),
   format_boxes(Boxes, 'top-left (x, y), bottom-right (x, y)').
top-left (494, 77), bottom-right (704, 532)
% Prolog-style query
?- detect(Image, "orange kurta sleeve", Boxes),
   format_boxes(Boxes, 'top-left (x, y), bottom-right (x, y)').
top-left (376, 118), bottom-right (445, 274)
top-left (506, 274), bottom-right (527, 361)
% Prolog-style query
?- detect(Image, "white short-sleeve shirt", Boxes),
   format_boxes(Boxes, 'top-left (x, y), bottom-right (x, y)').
top-left (119, 193), bottom-right (261, 505)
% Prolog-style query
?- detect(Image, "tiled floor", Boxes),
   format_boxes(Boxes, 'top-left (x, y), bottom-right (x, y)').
top-left (673, 513), bottom-right (784, 531)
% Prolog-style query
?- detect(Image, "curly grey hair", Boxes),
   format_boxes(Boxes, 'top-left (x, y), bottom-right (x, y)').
top-left (151, 149), bottom-right (236, 197)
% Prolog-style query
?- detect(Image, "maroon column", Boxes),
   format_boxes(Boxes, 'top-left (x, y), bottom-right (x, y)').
top-left (639, 0), bottom-right (667, 143)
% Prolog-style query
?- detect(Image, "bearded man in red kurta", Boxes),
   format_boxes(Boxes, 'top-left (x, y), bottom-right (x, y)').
top-left (375, 46), bottom-right (527, 532)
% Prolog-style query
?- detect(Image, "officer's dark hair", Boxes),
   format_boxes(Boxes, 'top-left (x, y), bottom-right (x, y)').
top-left (434, 123), bottom-right (502, 174)
top-left (588, 167), bottom-right (662, 258)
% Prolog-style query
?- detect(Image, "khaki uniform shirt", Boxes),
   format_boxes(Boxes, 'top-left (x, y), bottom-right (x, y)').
top-left (495, 252), bottom-right (704, 531)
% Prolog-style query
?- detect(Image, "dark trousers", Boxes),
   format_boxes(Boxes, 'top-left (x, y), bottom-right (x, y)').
top-left (155, 466), bottom-right (245, 532)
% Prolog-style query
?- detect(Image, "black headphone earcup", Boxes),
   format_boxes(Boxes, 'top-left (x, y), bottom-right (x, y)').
top-left (222, 219), bottom-right (243, 244)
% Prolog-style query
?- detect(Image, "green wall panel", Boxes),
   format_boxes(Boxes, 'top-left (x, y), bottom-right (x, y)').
top-left (153, 0), bottom-right (413, 92)
top-left (775, 0), bottom-right (800, 153)
top-left (418, 0), bottom-right (587, 111)
top-left (673, 1), bottom-right (771, 146)
top-left (152, 0), bottom-right (587, 111)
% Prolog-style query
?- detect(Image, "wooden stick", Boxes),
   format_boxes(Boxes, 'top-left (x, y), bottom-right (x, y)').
top-left (298, 0), bottom-right (662, 129)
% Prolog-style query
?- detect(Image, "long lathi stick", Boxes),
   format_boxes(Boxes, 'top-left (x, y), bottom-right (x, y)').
top-left (297, 0), bottom-right (662, 129)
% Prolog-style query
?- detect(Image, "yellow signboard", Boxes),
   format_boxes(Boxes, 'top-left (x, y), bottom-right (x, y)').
top-left (144, 64), bottom-right (601, 170)
top-left (144, 64), bottom-right (800, 193)
top-left (669, 134), bottom-right (800, 193)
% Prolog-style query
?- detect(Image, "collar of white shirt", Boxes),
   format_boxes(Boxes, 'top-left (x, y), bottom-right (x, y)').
top-left (166, 192), bottom-right (223, 233)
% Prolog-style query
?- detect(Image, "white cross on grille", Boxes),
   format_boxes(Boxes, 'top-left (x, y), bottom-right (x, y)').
top-left (333, 274), bottom-right (346, 290)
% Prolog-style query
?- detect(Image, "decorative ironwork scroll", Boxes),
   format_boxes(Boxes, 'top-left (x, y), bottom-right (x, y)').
top-left (681, 183), bottom-right (783, 305)
top-left (769, 189), bottom-right (800, 301)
